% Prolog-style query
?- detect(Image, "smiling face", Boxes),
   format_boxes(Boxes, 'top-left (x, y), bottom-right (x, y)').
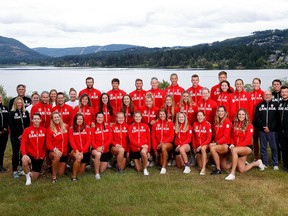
top-left (81, 96), bottom-right (89, 106)
top-left (151, 79), bottom-right (158, 89)
top-left (41, 93), bottom-right (49, 104)
top-left (235, 80), bottom-right (244, 92)
top-left (57, 94), bottom-right (65, 106)
top-left (96, 113), bottom-right (104, 124)
top-left (86, 79), bottom-right (94, 89)
top-left (52, 113), bottom-right (61, 124)
top-left (123, 95), bottom-right (131, 106)
top-left (217, 107), bottom-right (225, 118)
top-left (159, 111), bottom-right (166, 120)
top-left (191, 77), bottom-right (199, 87)
top-left (201, 89), bottom-right (209, 100)
top-left (76, 115), bottom-right (84, 126)
top-left (170, 74), bottom-right (178, 85)
top-left (17, 85), bottom-right (25, 97)
top-left (16, 99), bottom-right (23, 109)
top-left (220, 82), bottom-right (229, 92)
top-left (116, 113), bottom-right (125, 124)
top-left (237, 110), bottom-right (246, 122)
top-left (182, 92), bottom-right (189, 103)
top-left (178, 113), bottom-right (185, 124)
top-left (165, 96), bottom-right (172, 106)
top-left (101, 94), bottom-right (108, 105)
top-left (69, 90), bottom-right (77, 102)
top-left (32, 114), bottom-right (41, 127)
top-left (197, 112), bottom-right (205, 122)
top-left (145, 97), bottom-right (153, 108)
top-left (134, 112), bottom-right (142, 123)
top-left (252, 79), bottom-right (261, 90)
top-left (50, 90), bottom-right (57, 102)
top-left (135, 80), bottom-right (143, 90)
top-left (281, 88), bottom-right (288, 100)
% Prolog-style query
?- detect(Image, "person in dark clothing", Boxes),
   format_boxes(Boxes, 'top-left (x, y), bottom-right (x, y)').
top-left (0, 94), bottom-right (9, 172)
top-left (9, 97), bottom-right (30, 178)
top-left (8, 84), bottom-right (31, 111)
top-left (254, 90), bottom-right (279, 169)
top-left (277, 86), bottom-right (288, 171)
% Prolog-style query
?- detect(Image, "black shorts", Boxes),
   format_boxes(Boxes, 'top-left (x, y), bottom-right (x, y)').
top-left (81, 152), bottom-right (90, 164)
top-left (100, 152), bottom-right (109, 162)
top-left (130, 151), bottom-right (141, 159)
top-left (27, 155), bottom-right (44, 173)
top-left (60, 155), bottom-right (68, 163)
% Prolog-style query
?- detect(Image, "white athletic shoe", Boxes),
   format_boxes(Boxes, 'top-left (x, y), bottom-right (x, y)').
top-left (200, 169), bottom-right (206, 176)
top-left (143, 168), bottom-right (149, 176)
top-left (257, 159), bottom-right (265, 171)
top-left (18, 169), bottom-right (25, 176)
top-left (273, 166), bottom-right (279, 170)
top-left (167, 160), bottom-right (172, 166)
top-left (225, 174), bottom-right (235, 181)
top-left (183, 166), bottom-right (191, 174)
top-left (160, 168), bottom-right (166, 174)
top-left (25, 177), bottom-right (32, 186)
top-left (95, 174), bottom-right (101, 180)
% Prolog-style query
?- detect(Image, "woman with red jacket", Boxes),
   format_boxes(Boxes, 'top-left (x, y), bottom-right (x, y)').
top-left (225, 108), bottom-right (265, 181)
top-left (174, 112), bottom-right (193, 174)
top-left (192, 111), bottom-right (212, 175)
top-left (138, 93), bottom-right (159, 126)
top-left (91, 112), bottom-right (112, 180)
top-left (98, 93), bottom-right (114, 126)
top-left (120, 95), bottom-right (135, 125)
top-left (111, 112), bottom-right (130, 173)
top-left (210, 106), bottom-right (232, 175)
top-left (128, 111), bottom-right (151, 176)
top-left (69, 113), bottom-right (91, 181)
top-left (162, 95), bottom-right (179, 123)
top-left (216, 81), bottom-right (234, 121)
top-left (46, 111), bottom-right (69, 183)
top-left (21, 113), bottom-right (46, 185)
top-left (151, 110), bottom-right (174, 174)
top-left (73, 94), bottom-right (95, 127)
top-left (177, 91), bottom-right (197, 125)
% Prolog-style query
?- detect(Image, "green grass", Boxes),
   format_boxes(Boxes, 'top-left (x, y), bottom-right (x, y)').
top-left (1, 142), bottom-right (288, 216)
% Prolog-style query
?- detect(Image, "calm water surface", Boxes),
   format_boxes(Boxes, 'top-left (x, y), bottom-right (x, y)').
top-left (0, 67), bottom-right (287, 97)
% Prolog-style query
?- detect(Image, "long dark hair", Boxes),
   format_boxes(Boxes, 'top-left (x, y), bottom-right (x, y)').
top-left (99, 93), bottom-right (113, 116)
top-left (220, 80), bottom-right (232, 93)
top-left (73, 113), bottom-right (85, 132)
top-left (120, 94), bottom-right (134, 116)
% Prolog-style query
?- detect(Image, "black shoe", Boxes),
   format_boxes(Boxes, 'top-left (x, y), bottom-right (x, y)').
top-left (210, 169), bottom-right (222, 175)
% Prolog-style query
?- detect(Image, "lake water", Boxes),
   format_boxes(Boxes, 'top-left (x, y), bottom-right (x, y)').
top-left (0, 66), bottom-right (287, 97)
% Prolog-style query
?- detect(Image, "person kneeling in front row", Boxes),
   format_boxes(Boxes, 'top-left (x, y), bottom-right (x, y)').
top-left (20, 113), bottom-right (46, 185)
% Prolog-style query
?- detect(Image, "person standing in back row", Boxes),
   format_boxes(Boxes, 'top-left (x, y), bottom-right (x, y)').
top-left (186, 74), bottom-right (203, 105)
top-left (253, 90), bottom-right (278, 170)
top-left (9, 84), bottom-right (31, 110)
top-left (79, 77), bottom-right (101, 112)
top-left (165, 73), bottom-right (184, 105)
top-left (210, 71), bottom-right (234, 102)
top-left (107, 78), bottom-right (126, 114)
top-left (129, 79), bottom-right (147, 110)
top-left (277, 86), bottom-right (288, 172)
top-left (147, 77), bottom-right (166, 109)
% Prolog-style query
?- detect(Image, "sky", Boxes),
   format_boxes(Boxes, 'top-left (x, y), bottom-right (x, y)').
top-left (1, 0), bottom-right (288, 49)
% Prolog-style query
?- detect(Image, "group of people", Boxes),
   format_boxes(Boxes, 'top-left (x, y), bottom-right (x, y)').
top-left (0, 71), bottom-right (287, 185)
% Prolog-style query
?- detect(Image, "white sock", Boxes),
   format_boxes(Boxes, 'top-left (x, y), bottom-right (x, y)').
top-left (25, 172), bottom-right (31, 179)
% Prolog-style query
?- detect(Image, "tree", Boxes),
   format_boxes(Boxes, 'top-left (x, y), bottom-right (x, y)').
top-left (0, 85), bottom-right (10, 105)
top-left (158, 79), bottom-right (170, 90)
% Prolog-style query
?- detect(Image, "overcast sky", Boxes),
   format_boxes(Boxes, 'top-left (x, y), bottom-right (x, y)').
top-left (1, 0), bottom-right (288, 48)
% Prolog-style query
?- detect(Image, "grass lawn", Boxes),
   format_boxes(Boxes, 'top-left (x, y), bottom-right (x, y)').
top-left (1, 142), bottom-right (288, 216)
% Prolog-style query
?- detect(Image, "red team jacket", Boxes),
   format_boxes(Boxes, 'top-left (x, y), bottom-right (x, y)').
top-left (111, 122), bottom-right (130, 152)
top-left (197, 98), bottom-right (218, 124)
top-left (128, 122), bottom-right (151, 152)
top-left (52, 104), bottom-right (73, 126)
top-left (73, 105), bottom-right (95, 127)
top-left (69, 126), bottom-right (91, 153)
top-left (210, 84), bottom-right (234, 102)
top-left (213, 118), bottom-right (232, 144)
top-left (138, 106), bottom-right (159, 125)
top-left (20, 126), bottom-right (46, 160)
top-left (174, 124), bottom-right (193, 147)
top-left (46, 124), bottom-right (69, 156)
top-left (129, 89), bottom-right (147, 110)
top-left (163, 105), bottom-right (180, 122)
top-left (250, 88), bottom-right (264, 120)
top-left (78, 88), bottom-right (101, 112)
top-left (216, 92), bottom-right (234, 120)
top-left (231, 122), bottom-right (254, 147)
top-left (147, 88), bottom-right (166, 109)
top-left (165, 84), bottom-right (184, 105)
top-left (192, 121), bottom-right (212, 149)
top-left (31, 102), bottom-right (52, 128)
top-left (177, 103), bottom-right (198, 125)
top-left (107, 89), bottom-right (126, 113)
top-left (151, 119), bottom-right (174, 151)
top-left (91, 123), bottom-right (112, 153)
top-left (186, 85), bottom-right (203, 104)
top-left (231, 90), bottom-right (253, 120)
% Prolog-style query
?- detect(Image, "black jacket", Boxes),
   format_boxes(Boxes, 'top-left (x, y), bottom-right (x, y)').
top-left (8, 110), bottom-right (30, 137)
top-left (8, 96), bottom-right (31, 111)
top-left (253, 100), bottom-right (278, 132)
top-left (277, 99), bottom-right (288, 132)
